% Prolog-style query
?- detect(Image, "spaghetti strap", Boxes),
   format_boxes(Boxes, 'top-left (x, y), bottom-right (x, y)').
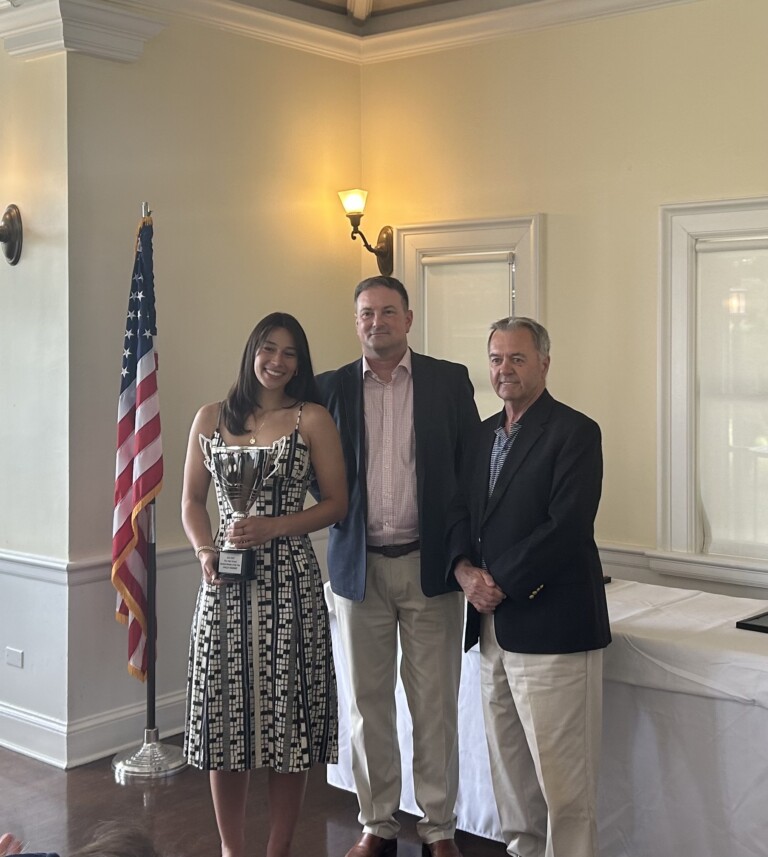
top-left (215, 401), bottom-right (225, 434)
top-left (294, 402), bottom-right (305, 433)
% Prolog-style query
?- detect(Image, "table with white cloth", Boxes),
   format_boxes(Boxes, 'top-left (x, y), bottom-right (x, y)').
top-left (326, 579), bottom-right (768, 857)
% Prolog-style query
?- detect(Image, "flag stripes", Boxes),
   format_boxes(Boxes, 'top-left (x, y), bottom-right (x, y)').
top-left (111, 217), bottom-right (162, 680)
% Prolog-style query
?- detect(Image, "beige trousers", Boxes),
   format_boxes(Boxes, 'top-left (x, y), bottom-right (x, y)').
top-left (334, 550), bottom-right (464, 843)
top-left (480, 615), bottom-right (603, 857)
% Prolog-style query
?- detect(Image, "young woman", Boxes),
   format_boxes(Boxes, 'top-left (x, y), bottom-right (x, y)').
top-left (181, 313), bottom-right (347, 857)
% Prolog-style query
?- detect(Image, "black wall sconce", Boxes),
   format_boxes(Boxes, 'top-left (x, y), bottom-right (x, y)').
top-left (1, 204), bottom-right (23, 265)
top-left (338, 189), bottom-right (393, 276)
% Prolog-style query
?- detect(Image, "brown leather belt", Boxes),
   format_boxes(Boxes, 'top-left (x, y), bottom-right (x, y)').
top-left (366, 539), bottom-right (420, 558)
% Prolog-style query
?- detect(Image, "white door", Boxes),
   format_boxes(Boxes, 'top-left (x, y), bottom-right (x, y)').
top-left (397, 217), bottom-right (542, 418)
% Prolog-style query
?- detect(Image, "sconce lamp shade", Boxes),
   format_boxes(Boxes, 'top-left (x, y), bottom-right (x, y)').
top-left (337, 188), bottom-right (393, 277)
top-left (338, 188), bottom-right (368, 216)
top-left (1, 204), bottom-right (22, 266)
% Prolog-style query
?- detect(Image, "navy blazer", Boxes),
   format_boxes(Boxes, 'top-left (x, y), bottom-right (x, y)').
top-left (316, 350), bottom-right (480, 601)
top-left (447, 389), bottom-right (611, 654)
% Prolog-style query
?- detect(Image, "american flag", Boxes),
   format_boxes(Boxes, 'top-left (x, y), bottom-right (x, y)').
top-left (111, 216), bottom-right (163, 680)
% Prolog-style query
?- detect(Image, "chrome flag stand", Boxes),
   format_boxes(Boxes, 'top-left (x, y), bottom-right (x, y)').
top-left (112, 727), bottom-right (187, 783)
top-left (112, 502), bottom-right (186, 782)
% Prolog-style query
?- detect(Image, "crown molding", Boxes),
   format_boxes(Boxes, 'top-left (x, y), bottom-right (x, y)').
top-left (361, 0), bottom-right (700, 63)
top-left (125, 0), bottom-right (700, 64)
top-left (126, 0), bottom-right (364, 63)
top-left (0, 0), bottom-right (700, 63)
top-left (0, 0), bottom-right (165, 61)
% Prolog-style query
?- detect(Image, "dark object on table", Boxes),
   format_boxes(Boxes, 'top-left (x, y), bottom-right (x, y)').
top-left (603, 575), bottom-right (612, 584)
top-left (736, 610), bottom-right (768, 633)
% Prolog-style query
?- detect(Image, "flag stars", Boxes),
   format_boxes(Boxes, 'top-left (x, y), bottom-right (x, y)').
top-left (114, 222), bottom-right (159, 680)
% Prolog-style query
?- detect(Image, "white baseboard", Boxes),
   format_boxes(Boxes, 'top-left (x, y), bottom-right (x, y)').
top-left (0, 702), bottom-right (68, 767)
top-left (0, 690), bottom-right (186, 769)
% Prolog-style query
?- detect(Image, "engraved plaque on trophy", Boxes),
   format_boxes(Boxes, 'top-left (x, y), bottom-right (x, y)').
top-left (199, 435), bottom-right (286, 580)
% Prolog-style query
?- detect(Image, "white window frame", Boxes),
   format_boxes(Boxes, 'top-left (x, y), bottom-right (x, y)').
top-left (657, 197), bottom-right (768, 588)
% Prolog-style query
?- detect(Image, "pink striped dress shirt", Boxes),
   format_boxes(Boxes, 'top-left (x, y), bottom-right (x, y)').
top-left (362, 350), bottom-right (419, 546)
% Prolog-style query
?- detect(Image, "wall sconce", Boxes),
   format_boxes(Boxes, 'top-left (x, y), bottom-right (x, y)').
top-left (338, 189), bottom-right (393, 276)
top-left (1, 204), bottom-right (23, 266)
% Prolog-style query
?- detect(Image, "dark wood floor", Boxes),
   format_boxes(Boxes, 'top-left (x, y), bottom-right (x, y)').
top-left (1, 738), bottom-right (506, 857)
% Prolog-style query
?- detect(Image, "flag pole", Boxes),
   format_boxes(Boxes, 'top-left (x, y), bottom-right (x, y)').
top-left (146, 499), bottom-right (156, 731)
top-left (112, 203), bottom-right (186, 782)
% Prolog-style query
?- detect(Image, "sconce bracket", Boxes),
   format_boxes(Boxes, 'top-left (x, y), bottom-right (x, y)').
top-left (375, 225), bottom-right (393, 277)
top-left (345, 213), bottom-right (393, 277)
top-left (1, 204), bottom-right (23, 266)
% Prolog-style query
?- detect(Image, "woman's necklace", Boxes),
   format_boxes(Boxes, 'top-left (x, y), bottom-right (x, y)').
top-left (248, 412), bottom-right (270, 445)
top-left (247, 401), bottom-right (297, 444)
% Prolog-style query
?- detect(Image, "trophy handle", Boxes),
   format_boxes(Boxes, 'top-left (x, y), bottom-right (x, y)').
top-left (267, 436), bottom-right (287, 480)
top-left (198, 433), bottom-right (215, 474)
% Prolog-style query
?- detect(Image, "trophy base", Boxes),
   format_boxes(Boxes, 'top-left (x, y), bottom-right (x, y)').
top-left (219, 548), bottom-right (255, 580)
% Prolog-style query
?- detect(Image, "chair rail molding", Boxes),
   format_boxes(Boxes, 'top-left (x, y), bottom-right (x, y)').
top-left (599, 542), bottom-right (768, 595)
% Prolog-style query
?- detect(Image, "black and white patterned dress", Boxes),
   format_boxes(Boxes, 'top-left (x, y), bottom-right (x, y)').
top-left (184, 406), bottom-right (338, 772)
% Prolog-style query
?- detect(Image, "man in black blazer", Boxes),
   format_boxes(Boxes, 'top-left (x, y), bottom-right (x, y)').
top-left (317, 276), bottom-right (479, 857)
top-left (447, 317), bottom-right (610, 857)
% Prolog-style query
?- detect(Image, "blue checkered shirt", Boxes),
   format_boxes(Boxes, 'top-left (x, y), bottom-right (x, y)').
top-left (481, 416), bottom-right (521, 570)
top-left (488, 416), bottom-right (522, 497)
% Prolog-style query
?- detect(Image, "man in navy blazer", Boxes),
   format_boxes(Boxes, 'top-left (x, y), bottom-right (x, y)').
top-left (317, 276), bottom-right (479, 857)
top-left (447, 317), bottom-right (610, 857)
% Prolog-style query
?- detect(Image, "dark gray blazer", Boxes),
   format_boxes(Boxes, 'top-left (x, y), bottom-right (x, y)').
top-left (317, 350), bottom-right (480, 601)
top-left (447, 389), bottom-right (611, 654)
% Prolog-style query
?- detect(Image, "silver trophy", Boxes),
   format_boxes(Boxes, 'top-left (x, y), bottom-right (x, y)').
top-left (199, 435), bottom-right (287, 580)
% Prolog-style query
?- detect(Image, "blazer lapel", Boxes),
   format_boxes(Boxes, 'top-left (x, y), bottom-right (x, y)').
top-left (339, 360), bottom-right (365, 477)
top-left (411, 351), bottom-right (431, 461)
top-left (475, 426), bottom-right (497, 523)
top-left (481, 391), bottom-right (553, 525)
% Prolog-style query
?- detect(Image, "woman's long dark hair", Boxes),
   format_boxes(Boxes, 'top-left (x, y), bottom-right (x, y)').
top-left (222, 312), bottom-right (320, 436)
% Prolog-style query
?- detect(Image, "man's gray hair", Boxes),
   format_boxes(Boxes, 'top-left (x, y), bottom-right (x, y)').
top-left (488, 316), bottom-right (550, 357)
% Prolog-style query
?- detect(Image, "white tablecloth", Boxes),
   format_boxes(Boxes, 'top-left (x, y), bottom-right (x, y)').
top-left (326, 579), bottom-right (768, 857)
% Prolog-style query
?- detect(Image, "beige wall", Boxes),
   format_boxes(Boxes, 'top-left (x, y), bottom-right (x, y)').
top-left (1, 13), bottom-right (368, 764)
top-left (3, 0), bottom-right (768, 764)
top-left (360, 0), bottom-right (768, 551)
top-left (65, 18), bottom-right (365, 560)
top-left (0, 50), bottom-right (69, 558)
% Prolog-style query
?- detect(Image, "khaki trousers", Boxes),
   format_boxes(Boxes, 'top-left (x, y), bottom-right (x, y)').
top-left (480, 615), bottom-right (603, 857)
top-left (334, 550), bottom-right (464, 843)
